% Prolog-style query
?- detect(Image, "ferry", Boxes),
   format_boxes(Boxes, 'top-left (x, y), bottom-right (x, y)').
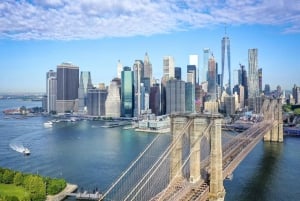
top-left (23, 148), bottom-right (30, 155)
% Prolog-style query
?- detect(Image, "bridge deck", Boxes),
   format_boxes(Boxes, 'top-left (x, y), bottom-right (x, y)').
top-left (154, 120), bottom-right (274, 201)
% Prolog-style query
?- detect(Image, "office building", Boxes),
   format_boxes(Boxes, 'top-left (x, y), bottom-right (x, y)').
top-left (121, 66), bottom-right (134, 117)
top-left (133, 60), bottom-right (144, 117)
top-left (163, 56), bottom-right (175, 80)
top-left (238, 64), bottom-right (248, 104)
top-left (189, 54), bottom-right (199, 84)
top-left (187, 65), bottom-right (197, 85)
top-left (150, 83), bottom-right (161, 116)
top-left (221, 34), bottom-right (231, 95)
top-left (248, 49), bottom-right (259, 99)
top-left (293, 84), bottom-right (300, 104)
top-left (144, 52), bottom-right (152, 84)
top-left (87, 88), bottom-right (107, 116)
top-left (203, 48), bottom-right (210, 83)
top-left (175, 67), bottom-right (181, 80)
top-left (224, 96), bottom-right (235, 116)
top-left (105, 80), bottom-right (121, 117)
top-left (56, 62), bottom-right (79, 113)
top-left (46, 70), bottom-right (57, 113)
top-left (258, 68), bottom-right (262, 94)
top-left (185, 82), bottom-right (195, 113)
top-left (78, 71), bottom-right (93, 114)
top-left (207, 55), bottom-right (217, 101)
top-left (264, 84), bottom-right (271, 95)
top-left (117, 60), bottom-right (123, 79)
top-left (166, 79), bottom-right (185, 114)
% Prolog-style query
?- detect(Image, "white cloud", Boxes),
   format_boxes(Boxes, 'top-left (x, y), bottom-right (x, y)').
top-left (0, 0), bottom-right (299, 40)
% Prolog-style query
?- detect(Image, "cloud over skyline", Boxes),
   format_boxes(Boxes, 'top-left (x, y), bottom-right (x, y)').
top-left (1, 0), bottom-right (300, 40)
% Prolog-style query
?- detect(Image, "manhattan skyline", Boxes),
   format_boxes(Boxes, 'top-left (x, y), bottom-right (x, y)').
top-left (0, 0), bottom-right (299, 93)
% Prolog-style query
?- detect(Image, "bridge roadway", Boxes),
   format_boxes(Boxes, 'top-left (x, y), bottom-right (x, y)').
top-left (151, 120), bottom-right (275, 201)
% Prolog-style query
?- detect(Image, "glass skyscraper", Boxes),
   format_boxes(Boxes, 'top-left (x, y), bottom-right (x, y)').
top-left (221, 35), bottom-right (231, 95)
top-left (56, 62), bottom-right (79, 113)
top-left (207, 56), bottom-right (217, 101)
top-left (78, 71), bottom-right (93, 114)
top-left (121, 66), bottom-right (134, 117)
top-left (203, 48), bottom-right (210, 83)
top-left (248, 48), bottom-right (259, 99)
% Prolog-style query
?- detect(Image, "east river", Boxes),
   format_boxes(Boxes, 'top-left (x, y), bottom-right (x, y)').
top-left (0, 99), bottom-right (300, 201)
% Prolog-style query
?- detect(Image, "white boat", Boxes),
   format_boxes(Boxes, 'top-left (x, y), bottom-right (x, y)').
top-left (23, 148), bottom-right (30, 155)
top-left (44, 121), bottom-right (53, 127)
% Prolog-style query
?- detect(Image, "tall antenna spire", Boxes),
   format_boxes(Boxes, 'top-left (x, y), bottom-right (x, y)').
top-left (224, 24), bottom-right (227, 36)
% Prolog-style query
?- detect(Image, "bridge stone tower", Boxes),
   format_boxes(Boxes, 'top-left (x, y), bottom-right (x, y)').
top-left (170, 113), bottom-right (225, 201)
top-left (262, 98), bottom-right (283, 142)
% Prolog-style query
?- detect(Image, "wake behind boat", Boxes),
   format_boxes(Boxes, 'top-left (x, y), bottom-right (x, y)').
top-left (10, 143), bottom-right (31, 156)
top-left (44, 121), bottom-right (53, 127)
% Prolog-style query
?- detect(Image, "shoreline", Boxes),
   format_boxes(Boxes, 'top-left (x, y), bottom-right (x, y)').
top-left (46, 183), bottom-right (78, 201)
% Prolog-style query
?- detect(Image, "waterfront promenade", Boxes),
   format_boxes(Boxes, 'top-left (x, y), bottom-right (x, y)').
top-left (46, 183), bottom-right (78, 201)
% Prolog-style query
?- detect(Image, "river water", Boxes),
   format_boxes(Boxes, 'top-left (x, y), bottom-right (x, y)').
top-left (0, 99), bottom-right (299, 201)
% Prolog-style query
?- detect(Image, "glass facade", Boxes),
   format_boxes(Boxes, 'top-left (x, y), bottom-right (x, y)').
top-left (121, 67), bottom-right (134, 117)
top-left (221, 36), bottom-right (231, 95)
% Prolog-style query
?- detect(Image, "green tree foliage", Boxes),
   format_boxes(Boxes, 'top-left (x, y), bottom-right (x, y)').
top-left (2, 170), bottom-right (15, 184)
top-left (0, 168), bottom-right (67, 200)
top-left (23, 175), bottom-right (46, 201)
top-left (46, 178), bottom-right (66, 195)
top-left (294, 108), bottom-right (300, 115)
top-left (13, 172), bottom-right (23, 186)
top-left (3, 196), bottom-right (19, 201)
top-left (283, 104), bottom-right (292, 112)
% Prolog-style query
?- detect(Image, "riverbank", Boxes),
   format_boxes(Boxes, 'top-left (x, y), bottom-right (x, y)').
top-left (46, 183), bottom-right (78, 201)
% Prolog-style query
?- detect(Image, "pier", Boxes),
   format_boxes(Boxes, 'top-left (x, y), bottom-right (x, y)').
top-left (67, 191), bottom-right (102, 200)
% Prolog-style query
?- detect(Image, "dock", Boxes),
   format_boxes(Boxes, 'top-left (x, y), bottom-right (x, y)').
top-left (67, 191), bottom-right (102, 200)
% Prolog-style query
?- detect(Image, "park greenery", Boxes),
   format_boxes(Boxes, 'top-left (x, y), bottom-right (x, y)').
top-left (283, 104), bottom-right (300, 115)
top-left (0, 167), bottom-right (66, 201)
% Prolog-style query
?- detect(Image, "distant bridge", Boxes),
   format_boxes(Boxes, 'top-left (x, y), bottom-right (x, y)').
top-left (100, 98), bottom-right (283, 201)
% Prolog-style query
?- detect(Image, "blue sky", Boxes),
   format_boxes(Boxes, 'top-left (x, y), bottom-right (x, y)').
top-left (0, 0), bottom-right (299, 93)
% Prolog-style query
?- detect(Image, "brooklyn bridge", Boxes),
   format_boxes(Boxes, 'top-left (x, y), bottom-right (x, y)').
top-left (100, 98), bottom-right (283, 201)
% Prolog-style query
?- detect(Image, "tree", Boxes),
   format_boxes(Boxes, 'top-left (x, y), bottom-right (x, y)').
top-left (13, 172), bottom-right (23, 186)
top-left (2, 169), bottom-right (15, 184)
top-left (23, 175), bottom-right (46, 201)
top-left (294, 108), bottom-right (300, 115)
top-left (46, 178), bottom-right (66, 195)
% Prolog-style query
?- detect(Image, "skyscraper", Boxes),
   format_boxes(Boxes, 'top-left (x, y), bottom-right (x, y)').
top-left (78, 71), bottom-right (93, 114)
top-left (56, 62), bottom-right (79, 113)
top-left (293, 84), bottom-right (300, 104)
top-left (221, 34), bottom-right (231, 95)
top-left (161, 56), bottom-right (175, 115)
top-left (238, 64), bottom-right (248, 105)
top-left (117, 60), bottom-right (123, 79)
top-left (166, 79), bottom-right (185, 114)
top-left (121, 66), bottom-right (134, 117)
top-left (248, 48), bottom-right (259, 99)
top-left (185, 82), bottom-right (195, 113)
top-left (258, 68), bottom-right (262, 94)
top-left (149, 83), bottom-right (161, 116)
top-left (143, 52), bottom-right (152, 83)
top-left (46, 70), bottom-right (56, 113)
top-left (189, 54), bottom-right (199, 84)
top-left (163, 56), bottom-right (175, 80)
top-left (207, 55), bottom-right (217, 101)
top-left (105, 80), bottom-right (121, 117)
top-left (203, 49), bottom-right (210, 83)
top-left (187, 65), bottom-right (197, 84)
top-left (133, 60), bottom-right (144, 117)
top-left (87, 88), bottom-right (107, 116)
top-left (175, 67), bottom-right (181, 80)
